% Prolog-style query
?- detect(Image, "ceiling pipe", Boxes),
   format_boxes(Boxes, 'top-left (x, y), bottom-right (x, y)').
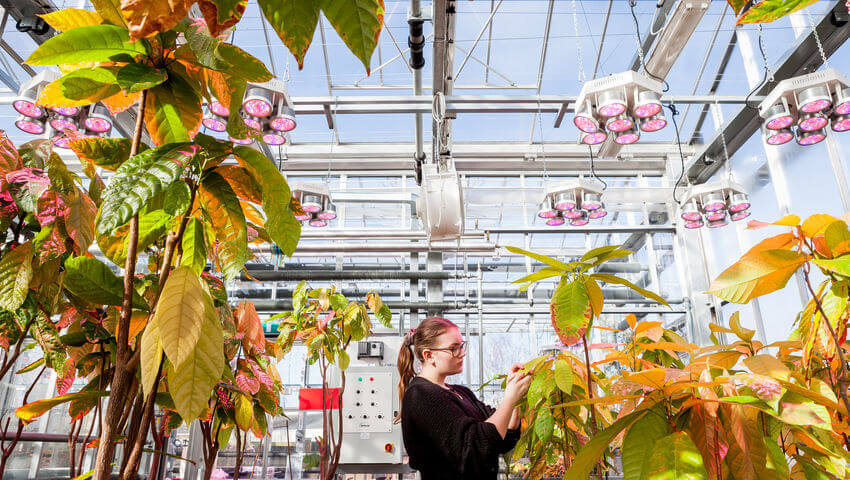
top-left (241, 270), bottom-right (468, 281)
top-left (252, 300), bottom-right (684, 314)
top-left (244, 262), bottom-right (648, 274)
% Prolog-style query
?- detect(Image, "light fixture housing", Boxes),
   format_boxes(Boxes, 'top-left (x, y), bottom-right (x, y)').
top-left (51, 106), bottom-right (79, 116)
top-left (308, 215), bottom-right (328, 228)
top-left (701, 192), bottom-right (726, 212)
top-left (210, 101), bottom-right (230, 117)
top-left (243, 87), bottom-right (274, 117)
top-left (569, 211), bottom-right (589, 226)
top-left (639, 113), bottom-right (667, 132)
top-left (242, 115), bottom-right (262, 131)
top-left (764, 102), bottom-right (794, 130)
top-left (728, 193), bottom-right (750, 212)
top-left (301, 194), bottom-right (323, 213)
top-left (614, 128), bottom-right (640, 145)
top-left (546, 216), bottom-right (565, 226)
top-left (553, 192), bottom-right (577, 211)
top-left (49, 113), bottom-right (78, 133)
top-left (537, 198), bottom-right (558, 218)
top-left (835, 87), bottom-right (850, 115)
top-left (633, 90), bottom-right (662, 118)
top-left (317, 202), bottom-right (337, 220)
top-left (581, 192), bottom-right (603, 211)
top-left (764, 127), bottom-right (794, 146)
top-left (580, 131), bottom-right (608, 145)
top-left (605, 113), bottom-right (634, 133)
top-left (262, 128), bottom-right (287, 146)
top-left (573, 101), bottom-right (600, 133)
top-left (538, 179), bottom-right (607, 226)
top-left (731, 210), bottom-right (751, 222)
top-left (680, 180), bottom-right (749, 230)
top-left (271, 105), bottom-right (297, 132)
top-left (707, 214), bottom-right (729, 228)
top-left (84, 104), bottom-right (112, 133)
top-left (13, 86), bottom-right (43, 118)
top-left (680, 201), bottom-right (701, 221)
top-left (202, 112), bottom-right (228, 132)
top-left (229, 137), bottom-right (253, 145)
top-left (798, 85), bottom-right (832, 113)
top-left (597, 90), bottom-right (627, 118)
top-left (797, 128), bottom-right (826, 146)
top-left (588, 209), bottom-right (607, 219)
top-left (684, 220), bottom-right (704, 229)
top-left (15, 115), bottom-right (45, 135)
top-left (832, 114), bottom-right (850, 132)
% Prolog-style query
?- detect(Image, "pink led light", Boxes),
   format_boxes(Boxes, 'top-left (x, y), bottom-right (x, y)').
top-left (799, 115), bottom-right (828, 132)
top-left (263, 132), bottom-right (286, 145)
top-left (582, 200), bottom-right (603, 211)
top-left (614, 132), bottom-right (639, 145)
top-left (309, 218), bottom-right (328, 227)
top-left (766, 131), bottom-right (793, 145)
top-left (588, 209), bottom-right (607, 219)
top-left (581, 132), bottom-right (607, 145)
top-left (800, 98), bottom-right (831, 114)
top-left (202, 117), bottom-right (227, 132)
top-left (681, 211), bottom-right (701, 221)
top-left (210, 101), bottom-right (230, 116)
top-left (564, 210), bottom-right (584, 219)
top-left (706, 211), bottom-right (726, 221)
top-left (230, 137), bottom-right (253, 145)
top-left (546, 217), bottom-right (565, 226)
top-left (798, 131), bottom-right (826, 146)
top-left (14, 100), bottom-right (42, 118)
top-left (84, 116), bottom-right (111, 133)
top-left (606, 117), bottom-right (634, 132)
top-left (52, 106), bottom-right (79, 116)
top-left (731, 211), bottom-right (751, 221)
top-left (244, 118), bottom-right (262, 130)
top-left (729, 202), bottom-right (750, 213)
top-left (52, 136), bottom-right (71, 149)
top-left (684, 220), bottom-right (704, 229)
top-left (243, 98), bottom-right (272, 117)
top-left (708, 219), bottom-right (728, 229)
top-left (318, 211), bottom-right (337, 221)
top-left (836, 101), bottom-right (850, 115)
top-left (574, 115), bottom-right (598, 133)
top-left (50, 118), bottom-right (78, 132)
top-left (271, 117), bottom-right (296, 132)
top-left (537, 209), bottom-right (558, 219)
top-left (766, 115), bottom-right (794, 130)
top-left (633, 102), bottom-right (661, 118)
top-left (833, 117), bottom-right (850, 132)
top-left (15, 118), bottom-right (44, 135)
top-left (640, 118), bottom-right (667, 132)
top-left (554, 201), bottom-right (576, 211)
top-left (570, 217), bottom-right (589, 226)
top-left (295, 213), bottom-right (311, 221)
top-left (598, 103), bottom-right (626, 118)
top-left (703, 201), bottom-right (725, 212)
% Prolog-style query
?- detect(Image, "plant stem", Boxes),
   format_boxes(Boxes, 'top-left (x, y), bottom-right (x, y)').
top-left (94, 88), bottom-right (147, 480)
top-left (234, 430), bottom-right (243, 480)
top-left (802, 264), bottom-right (850, 416)
top-left (582, 336), bottom-right (602, 480)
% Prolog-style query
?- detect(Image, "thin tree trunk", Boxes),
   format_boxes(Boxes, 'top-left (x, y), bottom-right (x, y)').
top-left (94, 89), bottom-right (147, 480)
top-left (234, 430), bottom-right (243, 480)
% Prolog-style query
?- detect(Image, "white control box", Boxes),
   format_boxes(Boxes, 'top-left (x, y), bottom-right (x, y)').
top-left (338, 366), bottom-right (403, 464)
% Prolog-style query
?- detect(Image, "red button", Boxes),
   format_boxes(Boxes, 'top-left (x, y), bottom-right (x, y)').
top-left (370, 377), bottom-right (374, 381)
top-left (384, 443), bottom-right (394, 453)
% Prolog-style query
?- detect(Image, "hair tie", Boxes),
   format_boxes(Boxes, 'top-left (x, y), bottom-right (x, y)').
top-left (404, 327), bottom-right (417, 346)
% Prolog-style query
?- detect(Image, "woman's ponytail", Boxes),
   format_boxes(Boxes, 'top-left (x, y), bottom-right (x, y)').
top-left (395, 329), bottom-right (417, 423)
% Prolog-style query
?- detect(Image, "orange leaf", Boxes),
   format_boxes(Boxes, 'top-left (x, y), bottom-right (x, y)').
top-left (634, 320), bottom-right (662, 335)
top-left (742, 232), bottom-right (796, 257)
top-left (101, 89), bottom-right (141, 114)
top-left (624, 368), bottom-right (667, 389)
top-left (707, 249), bottom-right (808, 304)
top-left (197, 0), bottom-right (246, 37)
top-left (240, 201), bottom-right (265, 228)
top-left (120, 0), bottom-right (193, 41)
top-left (236, 301), bottom-right (265, 354)
top-left (747, 214), bottom-right (800, 229)
top-left (625, 313), bottom-right (637, 330)
top-left (801, 214), bottom-right (840, 238)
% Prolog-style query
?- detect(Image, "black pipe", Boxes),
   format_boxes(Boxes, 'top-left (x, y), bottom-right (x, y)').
top-left (408, 18), bottom-right (425, 70)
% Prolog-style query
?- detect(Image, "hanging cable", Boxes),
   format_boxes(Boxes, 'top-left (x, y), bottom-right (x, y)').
top-left (588, 145), bottom-right (607, 190)
top-left (571, 0), bottom-right (587, 83)
top-left (744, 24), bottom-right (771, 110)
top-left (628, 0), bottom-right (669, 92)
top-left (665, 103), bottom-right (686, 204)
top-left (536, 99), bottom-right (549, 183)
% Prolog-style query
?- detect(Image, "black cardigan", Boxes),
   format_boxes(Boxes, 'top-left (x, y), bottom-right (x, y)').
top-left (401, 376), bottom-right (521, 480)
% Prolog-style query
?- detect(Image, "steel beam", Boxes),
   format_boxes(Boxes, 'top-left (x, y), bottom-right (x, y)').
top-left (686, 2), bottom-right (850, 183)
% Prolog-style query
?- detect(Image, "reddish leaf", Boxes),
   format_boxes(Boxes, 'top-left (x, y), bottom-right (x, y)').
top-left (236, 301), bottom-right (265, 354)
top-left (198, 0), bottom-right (247, 37)
top-left (236, 372), bottom-right (260, 395)
top-left (120, 0), bottom-right (192, 41)
top-left (55, 358), bottom-right (77, 395)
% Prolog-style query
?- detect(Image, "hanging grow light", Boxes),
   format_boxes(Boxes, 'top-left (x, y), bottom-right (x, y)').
top-left (291, 183), bottom-right (338, 228)
top-left (83, 105), bottom-right (112, 133)
top-left (758, 68), bottom-right (850, 147)
top-left (537, 179), bottom-right (607, 227)
top-left (679, 180), bottom-right (750, 230)
top-left (202, 80), bottom-right (298, 147)
top-left (571, 70), bottom-right (666, 147)
top-left (15, 115), bottom-right (44, 135)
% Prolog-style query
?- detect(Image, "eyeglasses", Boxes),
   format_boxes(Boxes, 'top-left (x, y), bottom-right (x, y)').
top-left (427, 341), bottom-right (468, 357)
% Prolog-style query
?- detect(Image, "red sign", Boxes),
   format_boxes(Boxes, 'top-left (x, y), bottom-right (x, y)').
top-left (298, 388), bottom-right (340, 410)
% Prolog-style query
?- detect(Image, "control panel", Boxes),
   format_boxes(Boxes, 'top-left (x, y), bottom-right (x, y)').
top-left (339, 366), bottom-right (402, 464)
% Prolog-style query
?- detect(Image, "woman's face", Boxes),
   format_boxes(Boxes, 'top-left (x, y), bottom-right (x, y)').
top-left (424, 327), bottom-right (465, 376)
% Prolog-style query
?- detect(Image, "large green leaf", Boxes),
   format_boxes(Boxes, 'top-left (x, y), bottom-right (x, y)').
top-left (591, 273), bottom-right (669, 306)
top-left (26, 25), bottom-right (146, 65)
top-left (642, 431), bottom-right (709, 480)
top-left (154, 266), bottom-right (209, 368)
top-left (167, 305), bottom-right (224, 423)
top-left (182, 21), bottom-right (273, 82)
top-left (181, 218), bottom-right (208, 275)
top-left (97, 142), bottom-right (196, 235)
top-left (38, 67), bottom-right (120, 108)
top-left (319, 0), bottom-right (384, 74)
top-left (32, 314), bottom-right (65, 374)
top-left (98, 209), bottom-right (173, 264)
top-left (232, 146), bottom-right (300, 256)
top-left (200, 171), bottom-right (248, 281)
top-left (553, 358), bottom-right (573, 394)
top-left (116, 63), bottom-right (167, 94)
top-left (506, 245), bottom-right (571, 271)
top-left (258, 0), bottom-right (320, 69)
top-left (814, 256), bottom-right (850, 277)
top-left (533, 408), bottom-right (554, 444)
top-left (140, 312), bottom-right (163, 396)
top-left (564, 410), bottom-right (646, 480)
top-left (0, 241), bottom-right (33, 311)
top-left (145, 72), bottom-right (202, 146)
top-left (68, 137), bottom-right (133, 172)
top-left (737, 0), bottom-right (818, 24)
top-left (16, 391), bottom-right (108, 424)
top-left (622, 403), bottom-right (670, 480)
top-left (63, 256), bottom-right (148, 309)
top-left (550, 278), bottom-right (589, 346)
top-left (706, 249), bottom-right (807, 304)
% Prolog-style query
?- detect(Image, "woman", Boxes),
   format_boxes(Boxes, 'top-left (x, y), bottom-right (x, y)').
top-left (397, 317), bottom-right (531, 479)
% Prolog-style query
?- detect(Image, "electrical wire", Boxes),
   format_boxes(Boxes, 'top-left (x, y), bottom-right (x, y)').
top-left (665, 103), bottom-right (686, 204)
top-left (588, 145), bottom-right (607, 190)
top-left (744, 24), bottom-right (770, 110)
top-left (628, 0), bottom-right (669, 92)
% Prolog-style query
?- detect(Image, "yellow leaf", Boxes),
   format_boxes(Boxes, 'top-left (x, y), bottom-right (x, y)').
top-left (40, 9), bottom-right (103, 31)
top-left (728, 311), bottom-right (755, 342)
top-left (635, 320), bottom-right (662, 334)
top-left (154, 266), bottom-right (209, 368)
top-left (801, 214), bottom-right (840, 238)
top-left (101, 89), bottom-right (141, 114)
top-left (0, 241), bottom-right (33, 311)
top-left (747, 214), bottom-right (800, 229)
top-left (742, 232), bottom-right (797, 257)
top-left (167, 305), bottom-right (223, 424)
top-left (625, 368), bottom-right (667, 389)
top-left (743, 355), bottom-right (790, 381)
top-left (584, 277), bottom-right (603, 317)
top-left (692, 351), bottom-right (742, 370)
top-left (139, 316), bottom-right (162, 396)
top-left (235, 393), bottom-right (253, 431)
top-left (120, 0), bottom-right (193, 41)
top-left (240, 200), bottom-right (265, 227)
top-left (642, 341), bottom-right (696, 353)
top-left (707, 249), bottom-right (808, 304)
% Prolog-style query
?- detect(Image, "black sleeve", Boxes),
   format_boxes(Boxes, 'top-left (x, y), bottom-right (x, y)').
top-left (405, 384), bottom-right (506, 476)
top-left (458, 386), bottom-right (522, 454)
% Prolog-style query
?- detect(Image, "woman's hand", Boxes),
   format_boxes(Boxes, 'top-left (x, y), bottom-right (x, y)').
top-left (504, 364), bottom-right (531, 407)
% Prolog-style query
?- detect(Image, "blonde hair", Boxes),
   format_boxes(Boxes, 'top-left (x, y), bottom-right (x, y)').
top-left (395, 317), bottom-right (458, 422)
